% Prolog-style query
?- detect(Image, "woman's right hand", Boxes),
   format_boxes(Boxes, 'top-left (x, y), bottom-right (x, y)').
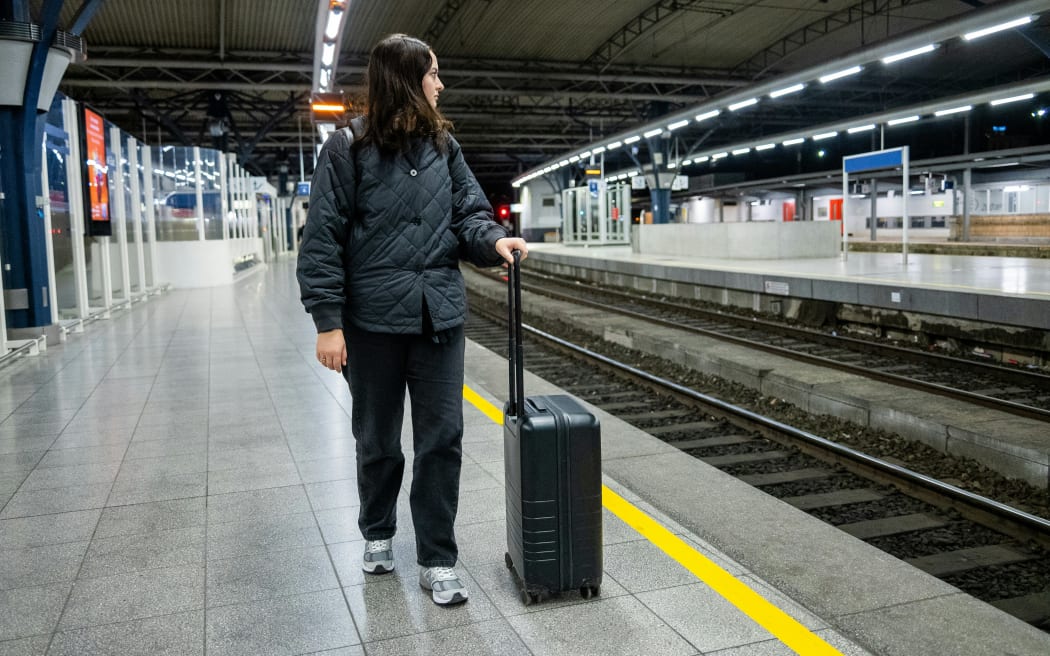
top-left (316, 329), bottom-right (347, 372)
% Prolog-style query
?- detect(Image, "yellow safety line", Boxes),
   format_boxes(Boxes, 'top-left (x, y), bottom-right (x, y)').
top-left (463, 383), bottom-right (843, 656)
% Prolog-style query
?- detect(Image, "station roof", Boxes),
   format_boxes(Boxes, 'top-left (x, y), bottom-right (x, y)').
top-left (48, 0), bottom-right (1050, 192)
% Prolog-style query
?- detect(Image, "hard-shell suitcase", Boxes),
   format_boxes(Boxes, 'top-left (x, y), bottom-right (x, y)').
top-left (503, 251), bottom-right (603, 605)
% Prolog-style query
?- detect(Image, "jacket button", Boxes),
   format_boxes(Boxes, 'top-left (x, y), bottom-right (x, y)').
top-left (409, 169), bottom-right (418, 176)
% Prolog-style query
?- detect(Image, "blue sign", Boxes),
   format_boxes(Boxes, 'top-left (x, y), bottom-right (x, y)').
top-left (296, 182), bottom-right (311, 197)
top-left (843, 148), bottom-right (905, 174)
top-left (588, 180), bottom-right (599, 198)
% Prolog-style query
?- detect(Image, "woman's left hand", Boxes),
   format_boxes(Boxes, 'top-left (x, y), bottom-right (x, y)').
top-left (495, 237), bottom-right (529, 266)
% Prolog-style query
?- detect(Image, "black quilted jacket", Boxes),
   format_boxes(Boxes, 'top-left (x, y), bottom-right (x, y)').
top-left (296, 120), bottom-right (508, 334)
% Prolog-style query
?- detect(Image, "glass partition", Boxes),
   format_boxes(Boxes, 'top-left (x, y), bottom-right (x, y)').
top-left (43, 99), bottom-right (79, 317)
top-left (152, 145), bottom-right (226, 241)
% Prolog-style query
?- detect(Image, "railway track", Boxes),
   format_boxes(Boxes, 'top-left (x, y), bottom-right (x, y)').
top-left (487, 269), bottom-right (1050, 423)
top-left (463, 306), bottom-right (1050, 632)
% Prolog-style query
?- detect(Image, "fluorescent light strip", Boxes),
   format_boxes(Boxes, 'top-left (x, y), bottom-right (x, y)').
top-left (755, 143), bottom-right (775, 151)
top-left (728, 98), bottom-right (758, 111)
top-left (935, 105), bottom-right (972, 116)
top-left (847, 124), bottom-right (875, 133)
top-left (668, 119), bottom-right (690, 131)
top-left (882, 44), bottom-right (935, 64)
top-left (558, 159), bottom-right (569, 166)
top-left (624, 135), bottom-right (641, 144)
top-left (964, 16), bottom-right (1034, 41)
top-left (580, 150), bottom-right (592, 157)
top-left (592, 146), bottom-right (606, 154)
top-left (643, 128), bottom-right (664, 138)
top-left (732, 147), bottom-right (751, 155)
top-left (693, 156), bottom-right (709, 163)
top-left (682, 159), bottom-right (692, 166)
top-left (782, 137), bottom-right (805, 146)
top-left (819, 66), bottom-right (862, 83)
top-left (990, 93), bottom-right (1035, 106)
top-left (695, 109), bottom-right (721, 122)
top-left (888, 115), bottom-right (920, 126)
top-left (324, 9), bottom-right (344, 40)
top-left (812, 131), bottom-right (838, 140)
top-left (711, 152), bottom-right (728, 160)
top-left (769, 83), bottom-right (804, 99)
top-left (569, 155), bottom-right (580, 162)
top-left (321, 42), bottom-right (336, 66)
top-left (606, 141), bottom-right (623, 149)
top-left (667, 162), bottom-right (677, 169)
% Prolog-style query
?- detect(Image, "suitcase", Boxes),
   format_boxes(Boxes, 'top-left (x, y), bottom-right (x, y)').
top-left (503, 250), bottom-right (603, 605)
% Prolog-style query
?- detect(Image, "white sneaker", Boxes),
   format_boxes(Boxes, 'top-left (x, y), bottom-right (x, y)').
top-left (419, 566), bottom-right (469, 605)
top-left (362, 539), bottom-right (394, 574)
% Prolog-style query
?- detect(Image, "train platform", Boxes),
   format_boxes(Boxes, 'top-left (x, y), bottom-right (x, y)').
top-left (524, 242), bottom-right (1050, 331)
top-left (1, 258), bottom-right (1047, 655)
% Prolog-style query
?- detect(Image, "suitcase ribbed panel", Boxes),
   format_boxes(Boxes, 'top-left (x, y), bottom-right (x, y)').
top-left (504, 394), bottom-right (603, 595)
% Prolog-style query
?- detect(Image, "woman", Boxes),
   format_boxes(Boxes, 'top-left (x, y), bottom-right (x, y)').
top-left (296, 33), bottom-right (527, 606)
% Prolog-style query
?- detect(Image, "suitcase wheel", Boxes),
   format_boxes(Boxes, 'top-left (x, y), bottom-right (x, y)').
top-left (520, 588), bottom-right (537, 606)
top-left (504, 552), bottom-right (513, 570)
top-left (580, 585), bottom-right (600, 600)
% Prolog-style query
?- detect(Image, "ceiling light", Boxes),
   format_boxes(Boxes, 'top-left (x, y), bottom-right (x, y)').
top-left (728, 98), bottom-right (758, 111)
top-left (755, 143), bottom-right (775, 151)
top-left (888, 115), bottom-right (920, 126)
top-left (694, 156), bottom-right (709, 163)
top-left (324, 8), bottom-right (344, 40)
top-left (569, 155), bottom-right (580, 162)
top-left (1004, 185), bottom-right (1030, 192)
top-left (668, 119), bottom-right (689, 131)
top-left (990, 93), bottom-right (1035, 106)
top-left (819, 66), bottom-right (862, 83)
top-left (321, 42), bottom-right (336, 66)
top-left (606, 141), bottom-right (623, 149)
top-left (643, 128), bottom-right (664, 138)
top-left (782, 137), bottom-right (805, 146)
top-left (711, 152), bottom-right (728, 160)
top-left (624, 135), bottom-right (641, 144)
top-left (558, 159), bottom-right (569, 166)
top-left (318, 67), bottom-right (331, 90)
top-left (935, 105), bottom-right (972, 116)
top-left (812, 131), bottom-right (838, 140)
top-left (580, 150), bottom-right (592, 157)
top-left (881, 44), bottom-right (936, 64)
top-left (682, 159), bottom-right (692, 166)
top-left (592, 146), bottom-right (606, 154)
top-left (847, 124), bottom-right (875, 133)
top-left (667, 162), bottom-right (677, 169)
top-left (769, 83), bottom-right (804, 99)
top-left (732, 147), bottom-right (750, 155)
top-left (695, 109), bottom-right (720, 122)
top-left (964, 16), bottom-right (1034, 41)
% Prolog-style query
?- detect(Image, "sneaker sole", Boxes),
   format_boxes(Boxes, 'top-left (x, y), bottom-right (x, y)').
top-left (362, 562), bottom-right (393, 574)
top-left (431, 591), bottom-right (468, 606)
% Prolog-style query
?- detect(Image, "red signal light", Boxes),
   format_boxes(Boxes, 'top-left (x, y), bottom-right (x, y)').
top-left (498, 205), bottom-right (510, 218)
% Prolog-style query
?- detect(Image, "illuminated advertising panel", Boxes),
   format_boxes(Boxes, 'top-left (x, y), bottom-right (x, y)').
top-left (82, 107), bottom-right (112, 236)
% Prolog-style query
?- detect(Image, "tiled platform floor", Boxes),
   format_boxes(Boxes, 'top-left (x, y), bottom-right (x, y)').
top-left (1, 257), bottom-right (1032, 655)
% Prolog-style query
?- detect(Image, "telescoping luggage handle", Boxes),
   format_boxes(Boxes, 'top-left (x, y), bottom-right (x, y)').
top-left (507, 250), bottom-right (525, 418)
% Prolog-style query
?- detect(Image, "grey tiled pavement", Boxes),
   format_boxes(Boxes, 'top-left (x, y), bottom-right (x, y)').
top-left (0, 259), bottom-right (856, 655)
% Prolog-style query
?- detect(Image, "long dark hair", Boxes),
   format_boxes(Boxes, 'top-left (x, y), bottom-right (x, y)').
top-left (360, 34), bottom-right (452, 154)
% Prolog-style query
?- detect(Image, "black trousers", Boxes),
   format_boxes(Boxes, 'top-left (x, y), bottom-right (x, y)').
top-left (343, 324), bottom-right (465, 567)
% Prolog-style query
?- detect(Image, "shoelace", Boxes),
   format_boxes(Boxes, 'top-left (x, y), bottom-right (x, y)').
top-left (367, 540), bottom-right (391, 553)
top-left (428, 566), bottom-right (457, 582)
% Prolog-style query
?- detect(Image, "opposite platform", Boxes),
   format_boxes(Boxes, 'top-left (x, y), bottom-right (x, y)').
top-left (524, 242), bottom-right (1050, 331)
